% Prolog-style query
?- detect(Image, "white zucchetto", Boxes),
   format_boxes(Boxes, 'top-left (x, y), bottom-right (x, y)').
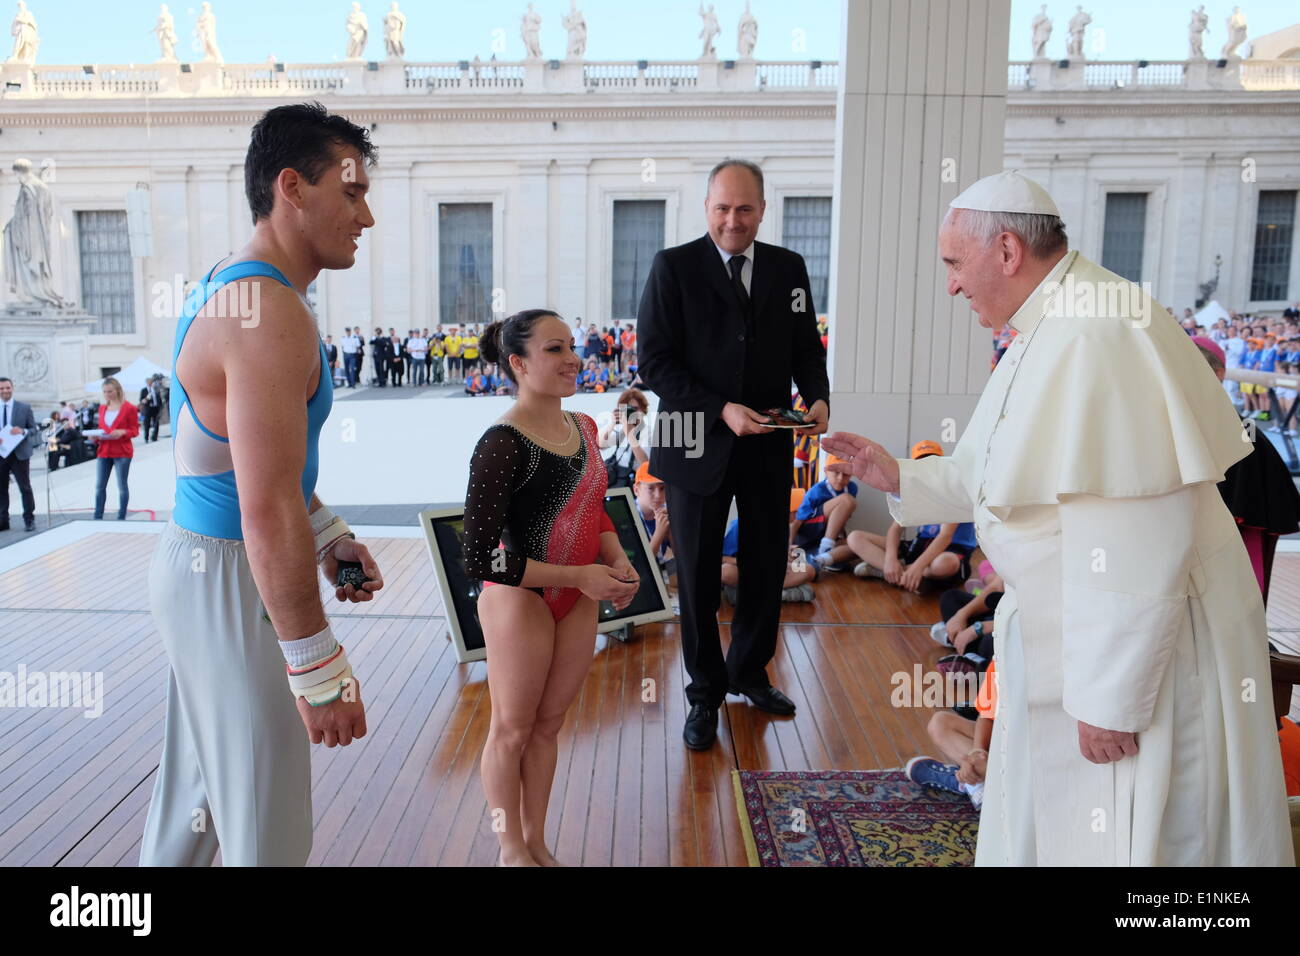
top-left (950, 169), bottom-right (1061, 217)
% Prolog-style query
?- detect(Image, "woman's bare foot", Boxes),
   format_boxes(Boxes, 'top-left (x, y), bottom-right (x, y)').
top-left (527, 844), bottom-right (565, 867)
top-left (498, 847), bottom-right (540, 867)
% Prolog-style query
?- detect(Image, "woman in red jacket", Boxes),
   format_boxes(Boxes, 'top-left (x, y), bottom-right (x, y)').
top-left (91, 376), bottom-right (139, 520)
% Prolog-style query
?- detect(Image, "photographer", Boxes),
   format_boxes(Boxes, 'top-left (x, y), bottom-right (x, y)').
top-left (598, 387), bottom-right (650, 490)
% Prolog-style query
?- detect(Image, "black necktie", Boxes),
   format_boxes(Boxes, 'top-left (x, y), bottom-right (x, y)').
top-left (2, 404), bottom-right (7, 428)
top-left (728, 255), bottom-right (750, 312)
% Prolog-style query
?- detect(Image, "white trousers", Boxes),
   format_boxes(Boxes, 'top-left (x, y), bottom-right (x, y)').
top-left (139, 521), bottom-right (312, 866)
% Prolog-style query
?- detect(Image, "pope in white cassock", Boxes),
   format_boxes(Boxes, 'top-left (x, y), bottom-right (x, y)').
top-left (823, 171), bottom-right (1294, 866)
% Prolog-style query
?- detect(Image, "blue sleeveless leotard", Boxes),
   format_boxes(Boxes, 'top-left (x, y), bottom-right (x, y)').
top-left (170, 260), bottom-right (332, 540)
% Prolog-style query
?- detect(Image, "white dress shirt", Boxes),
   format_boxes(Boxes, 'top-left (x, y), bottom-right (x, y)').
top-left (713, 238), bottom-right (754, 295)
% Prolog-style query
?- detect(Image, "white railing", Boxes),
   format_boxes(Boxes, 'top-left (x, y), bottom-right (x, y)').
top-left (404, 62), bottom-right (525, 90)
top-left (1007, 59), bottom-right (1299, 92)
top-left (584, 61), bottom-right (700, 89)
top-left (405, 63), bottom-right (463, 89)
top-left (1132, 61), bottom-right (1187, 86)
top-left (583, 62), bottom-right (642, 87)
top-left (1084, 60), bottom-right (1186, 88)
top-left (10, 57), bottom-right (1297, 99)
top-left (29, 65), bottom-right (163, 95)
top-left (96, 67), bottom-right (162, 94)
top-left (220, 63), bottom-right (349, 93)
top-left (1242, 59), bottom-right (1300, 91)
top-left (642, 62), bottom-right (698, 88)
top-left (756, 61), bottom-right (837, 88)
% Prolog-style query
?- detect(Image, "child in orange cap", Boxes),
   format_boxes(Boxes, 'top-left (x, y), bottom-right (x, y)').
top-left (633, 461), bottom-right (672, 570)
top-left (846, 441), bottom-right (977, 592)
top-left (790, 455), bottom-right (860, 572)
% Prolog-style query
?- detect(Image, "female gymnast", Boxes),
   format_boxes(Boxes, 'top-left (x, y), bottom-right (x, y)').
top-left (462, 309), bottom-right (640, 867)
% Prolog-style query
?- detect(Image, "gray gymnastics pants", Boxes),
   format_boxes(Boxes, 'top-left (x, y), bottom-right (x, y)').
top-left (139, 521), bottom-right (312, 866)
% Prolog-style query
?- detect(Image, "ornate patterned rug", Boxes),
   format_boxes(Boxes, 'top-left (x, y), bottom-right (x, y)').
top-left (733, 769), bottom-right (979, 866)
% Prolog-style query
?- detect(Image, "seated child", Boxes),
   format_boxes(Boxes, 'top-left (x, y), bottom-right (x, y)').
top-left (722, 488), bottom-right (818, 604)
top-left (931, 559), bottom-right (1003, 659)
top-left (905, 659), bottom-right (997, 810)
top-left (790, 456), bottom-right (859, 571)
top-left (846, 440), bottom-right (976, 592)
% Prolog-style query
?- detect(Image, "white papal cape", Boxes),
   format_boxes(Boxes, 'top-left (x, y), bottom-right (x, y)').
top-left (890, 250), bottom-right (1294, 866)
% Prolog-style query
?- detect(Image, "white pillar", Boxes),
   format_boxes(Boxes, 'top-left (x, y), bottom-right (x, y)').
top-left (372, 160), bottom-right (413, 335)
top-left (147, 165), bottom-right (190, 355)
top-left (193, 166), bottom-right (231, 271)
top-left (1172, 153), bottom-right (1211, 309)
top-left (510, 161), bottom-right (550, 313)
top-left (552, 160), bottom-right (588, 320)
top-left (828, 0), bottom-right (1011, 529)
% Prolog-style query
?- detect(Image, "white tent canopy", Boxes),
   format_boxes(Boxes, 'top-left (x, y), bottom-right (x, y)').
top-left (84, 356), bottom-right (171, 396)
top-left (1193, 300), bottom-right (1231, 328)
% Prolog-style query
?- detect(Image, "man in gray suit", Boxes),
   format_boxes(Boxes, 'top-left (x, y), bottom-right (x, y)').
top-left (0, 376), bottom-right (39, 532)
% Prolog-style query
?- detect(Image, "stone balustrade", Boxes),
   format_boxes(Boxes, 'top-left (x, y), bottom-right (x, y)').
top-left (4, 56), bottom-right (1291, 100)
top-left (1007, 58), bottom-right (1300, 92)
top-left (0, 58), bottom-right (840, 99)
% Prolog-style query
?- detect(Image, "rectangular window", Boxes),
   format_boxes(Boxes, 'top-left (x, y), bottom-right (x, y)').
top-left (438, 203), bottom-right (493, 327)
top-left (77, 210), bottom-right (135, 335)
top-left (782, 196), bottom-right (832, 313)
top-left (1101, 193), bottom-right (1147, 283)
top-left (611, 200), bottom-right (665, 319)
top-left (1251, 190), bottom-right (1296, 302)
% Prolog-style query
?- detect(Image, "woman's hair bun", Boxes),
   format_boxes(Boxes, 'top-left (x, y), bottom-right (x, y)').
top-left (480, 320), bottom-right (504, 365)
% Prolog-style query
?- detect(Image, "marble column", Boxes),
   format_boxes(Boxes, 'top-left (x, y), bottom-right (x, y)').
top-left (551, 160), bottom-right (588, 321)
top-left (146, 165), bottom-right (191, 354)
top-left (828, 0), bottom-right (1011, 530)
top-left (510, 161), bottom-right (550, 314)
top-left (371, 160), bottom-right (413, 334)
top-left (193, 166), bottom-right (232, 271)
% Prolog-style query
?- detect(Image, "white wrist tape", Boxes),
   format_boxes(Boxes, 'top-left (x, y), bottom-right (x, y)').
top-left (302, 666), bottom-right (355, 706)
top-left (287, 649), bottom-right (351, 692)
top-left (315, 516), bottom-right (355, 561)
top-left (309, 504), bottom-right (338, 536)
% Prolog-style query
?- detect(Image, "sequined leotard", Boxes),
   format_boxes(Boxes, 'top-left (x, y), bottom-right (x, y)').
top-left (463, 410), bottom-right (615, 622)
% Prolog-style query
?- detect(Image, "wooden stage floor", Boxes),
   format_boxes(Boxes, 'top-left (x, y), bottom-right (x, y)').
top-left (2, 530), bottom-right (1298, 867)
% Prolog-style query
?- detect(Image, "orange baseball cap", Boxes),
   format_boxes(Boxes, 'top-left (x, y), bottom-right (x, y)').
top-left (826, 454), bottom-right (847, 466)
top-left (635, 461), bottom-right (662, 484)
top-left (911, 440), bottom-right (944, 459)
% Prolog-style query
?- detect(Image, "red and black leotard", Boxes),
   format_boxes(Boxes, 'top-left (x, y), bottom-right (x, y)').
top-left (463, 410), bottom-right (615, 621)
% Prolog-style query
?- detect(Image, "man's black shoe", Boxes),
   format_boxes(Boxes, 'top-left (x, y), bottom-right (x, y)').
top-left (729, 683), bottom-right (796, 716)
top-left (683, 704), bottom-right (718, 750)
top-left (24, 519), bottom-right (36, 532)
top-left (0, 524), bottom-right (9, 533)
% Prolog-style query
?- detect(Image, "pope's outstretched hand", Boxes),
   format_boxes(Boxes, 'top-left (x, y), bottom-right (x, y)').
top-left (822, 432), bottom-right (901, 495)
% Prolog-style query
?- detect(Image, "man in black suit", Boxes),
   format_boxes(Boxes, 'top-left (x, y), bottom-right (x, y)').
top-left (637, 159), bottom-right (830, 750)
top-left (370, 326), bottom-right (391, 386)
top-left (324, 335), bottom-right (339, 383)
top-left (139, 375), bottom-right (164, 443)
top-left (0, 377), bottom-right (41, 532)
